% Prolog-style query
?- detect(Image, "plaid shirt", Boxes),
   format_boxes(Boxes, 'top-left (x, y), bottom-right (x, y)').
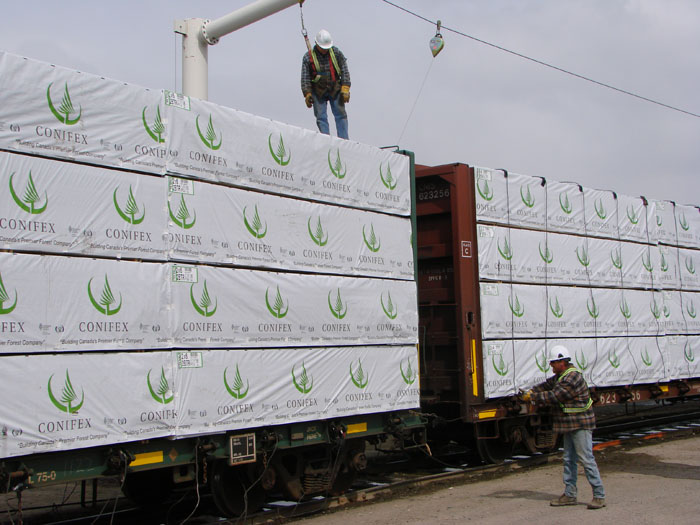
top-left (301, 46), bottom-right (351, 95)
top-left (531, 366), bottom-right (595, 433)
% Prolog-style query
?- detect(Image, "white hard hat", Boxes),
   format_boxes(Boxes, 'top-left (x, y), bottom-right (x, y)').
top-left (315, 29), bottom-right (333, 50)
top-left (549, 345), bottom-right (572, 363)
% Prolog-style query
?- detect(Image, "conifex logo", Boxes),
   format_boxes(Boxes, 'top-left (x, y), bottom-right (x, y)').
top-left (47, 82), bottom-right (82, 125)
top-left (113, 186), bottom-right (145, 224)
top-left (268, 133), bottom-right (291, 166)
top-left (224, 364), bottom-right (250, 400)
top-left (362, 224), bottom-right (381, 252)
top-left (190, 280), bottom-right (217, 317)
top-left (350, 359), bottom-right (369, 389)
top-left (243, 205), bottom-right (267, 239)
top-left (626, 205), bottom-right (640, 225)
top-left (400, 358), bottom-right (417, 385)
top-left (168, 194), bottom-right (196, 229)
top-left (142, 105), bottom-right (165, 143)
top-left (328, 288), bottom-right (348, 319)
top-left (575, 349), bottom-right (589, 371)
top-left (307, 216), bottom-right (328, 246)
top-left (492, 353), bottom-right (509, 377)
top-left (379, 162), bottom-right (397, 190)
top-left (640, 347), bottom-right (652, 367)
top-left (559, 192), bottom-right (572, 214)
top-left (147, 367), bottom-right (174, 404)
top-left (380, 291), bottom-right (398, 320)
top-left (520, 184), bottom-right (535, 208)
top-left (48, 370), bottom-right (84, 413)
top-left (328, 149), bottom-right (347, 179)
top-left (9, 172), bottom-right (48, 214)
top-left (87, 275), bottom-right (122, 316)
top-left (266, 285), bottom-right (289, 318)
top-left (0, 272), bottom-right (18, 315)
top-left (476, 178), bottom-right (493, 201)
top-left (539, 241), bottom-right (553, 264)
top-left (292, 361), bottom-right (313, 394)
top-left (196, 114), bottom-right (222, 150)
top-left (535, 349), bottom-right (548, 373)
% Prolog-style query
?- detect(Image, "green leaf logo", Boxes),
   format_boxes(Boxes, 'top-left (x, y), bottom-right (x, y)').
top-left (266, 285), bottom-right (289, 319)
top-left (684, 341), bottom-right (695, 363)
top-left (549, 296), bottom-right (564, 318)
top-left (363, 224), bottom-right (381, 253)
top-left (650, 298), bottom-right (661, 319)
top-left (379, 162), bottom-right (397, 190)
top-left (508, 294), bottom-right (525, 318)
top-left (350, 359), bottom-right (369, 389)
top-left (687, 301), bottom-right (697, 319)
top-left (660, 251), bottom-right (669, 272)
top-left (608, 348), bottom-right (621, 369)
top-left (535, 349), bottom-right (548, 373)
top-left (292, 361), bottom-right (313, 394)
top-left (46, 82), bottom-right (81, 125)
top-left (594, 198), bottom-right (607, 220)
top-left (497, 237), bottom-right (513, 261)
top-left (142, 105), bottom-right (165, 143)
top-left (168, 194), bottom-right (196, 229)
top-left (679, 213), bottom-right (690, 232)
top-left (190, 280), bottom-right (218, 317)
top-left (195, 114), bottom-right (222, 150)
top-left (380, 291), bottom-right (398, 320)
top-left (328, 149), bottom-right (347, 179)
top-left (113, 186), bottom-right (145, 224)
top-left (224, 364), bottom-right (250, 400)
top-left (268, 133), bottom-right (291, 166)
top-left (307, 216), bottom-right (328, 246)
top-left (626, 205), bottom-right (639, 225)
top-left (539, 241), bottom-right (553, 264)
top-left (559, 192), bottom-right (572, 214)
top-left (87, 275), bottom-right (122, 316)
top-left (147, 367), bottom-right (174, 404)
top-left (492, 354), bottom-right (509, 377)
top-left (656, 215), bottom-right (662, 227)
top-left (575, 350), bottom-right (589, 371)
top-left (640, 347), bottom-right (652, 367)
top-left (520, 184), bottom-right (535, 208)
top-left (663, 304), bottom-right (671, 318)
top-left (610, 248), bottom-right (623, 270)
top-left (48, 370), bottom-right (84, 414)
top-left (619, 299), bottom-right (632, 320)
top-left (587, 296), bottom-right (599, 319)
top-left (0, 272), bottom-right (18, 315)
top-left (9, 172), bottom-right (48, 214)
top-left (328, 288), bottom-right (348, 319)
top-left (576, 245), bottom-right (590, 267)
top-left (476, 179), bottom-right (493, 201)
top-left (686, 256), bottom-right (696, 275)
top-left (400, 358), bottom-right (417, 385)
top-left (642, 251), bottom-right (653, 273)
top-left (243, 205), bottom-right (268, 239)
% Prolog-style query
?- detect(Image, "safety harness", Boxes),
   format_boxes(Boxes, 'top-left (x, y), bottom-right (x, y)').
top-left (557, 366), bottom-right (594, 413)
top-left (308, 47), bottom-right (342, 85)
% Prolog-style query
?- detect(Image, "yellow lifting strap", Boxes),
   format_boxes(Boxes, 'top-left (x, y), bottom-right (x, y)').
top-left (557, 366), bottom-right (594, 413)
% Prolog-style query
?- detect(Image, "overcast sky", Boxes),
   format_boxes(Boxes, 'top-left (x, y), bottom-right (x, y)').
top-left (1, 1), bottom-right (698, 204)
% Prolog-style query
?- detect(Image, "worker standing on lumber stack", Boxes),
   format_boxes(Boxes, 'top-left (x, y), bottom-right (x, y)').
top-left (301, 29), bottom-right (351, 139)
top-left (522, 345), bottom-right (606, 510)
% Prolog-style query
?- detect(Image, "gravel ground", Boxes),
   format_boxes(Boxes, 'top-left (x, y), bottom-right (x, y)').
top-left (293, 435), bottom-right (700, 525)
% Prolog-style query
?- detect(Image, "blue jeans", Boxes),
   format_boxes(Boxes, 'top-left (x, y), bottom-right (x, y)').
top-left (312, 91), bottom-right (348, 139)
top-left (562, 429), bottom-right (605, 499)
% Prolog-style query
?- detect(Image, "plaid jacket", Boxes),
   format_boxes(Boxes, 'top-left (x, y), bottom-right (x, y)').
top-left (531, 366), bottom-right (595, 433)
top-left (301, 46), bottom-right (351, 96)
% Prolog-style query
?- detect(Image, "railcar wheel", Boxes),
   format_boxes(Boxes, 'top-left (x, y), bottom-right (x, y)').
top-left (209, 461), bottom-right (265, 518)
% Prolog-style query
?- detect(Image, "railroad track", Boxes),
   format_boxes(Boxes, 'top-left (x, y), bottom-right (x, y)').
top-left (4, 408), bottom-right (700, 525)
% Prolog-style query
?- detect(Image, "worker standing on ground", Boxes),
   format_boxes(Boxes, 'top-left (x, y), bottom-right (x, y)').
top-left (522, 346), bottom-right (606, 510)
top-left (301, 29), bottom-right (350, 139)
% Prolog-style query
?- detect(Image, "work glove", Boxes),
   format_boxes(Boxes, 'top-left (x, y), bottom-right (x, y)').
top-left (519, 389), bottom-right (533, 403)
top-left (304, 92), bottom-right (313, 108)
top-left (341, 85), bottom-right (350, 103)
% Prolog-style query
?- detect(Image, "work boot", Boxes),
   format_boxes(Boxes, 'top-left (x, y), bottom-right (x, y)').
top-left (587, 497), bottom-right (606, 509)
top-left (550, 494), bottom-right (577, 506)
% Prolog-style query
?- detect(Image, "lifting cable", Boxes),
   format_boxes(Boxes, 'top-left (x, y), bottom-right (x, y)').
top-left (396, 20), bottom-right (444, 145)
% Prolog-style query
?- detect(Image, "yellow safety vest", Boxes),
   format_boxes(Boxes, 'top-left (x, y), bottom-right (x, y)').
top-left (557, 366), bottom-right (594, 413)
